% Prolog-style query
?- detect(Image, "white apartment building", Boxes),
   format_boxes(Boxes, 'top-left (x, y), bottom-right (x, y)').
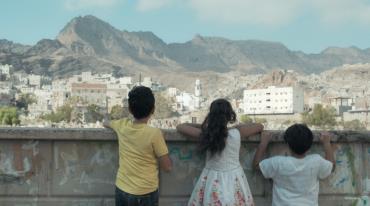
top-left (28, 89), bottom-right (53, 117)
top-left (106, 83), bottom-right (129, 112)
top-left (71, 83), bottom-right (107, 108)
top-left (52, 80), bottom-right (71, 111)
top-left (174, 80), bottom-right (203, 112)
top-left (0, 64), bottom-right (12, 76)
top-left (119, 77), bottom-right (133, 85)
top-left (142, 77), bottom-right (153, 88)
top-left (168, 87), bottom-right (178, 97)
top-left (243, 86), bottom-right (304, 115)
top-left (28, 74), bottom-right (42, 88)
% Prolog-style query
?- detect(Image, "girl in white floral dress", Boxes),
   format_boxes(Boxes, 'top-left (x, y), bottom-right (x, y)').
top-left (177, 99), bottom-right (263, 206)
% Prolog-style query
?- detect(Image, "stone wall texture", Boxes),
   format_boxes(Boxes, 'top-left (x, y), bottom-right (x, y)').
top-left (0, 128), bottom-right (369, 206)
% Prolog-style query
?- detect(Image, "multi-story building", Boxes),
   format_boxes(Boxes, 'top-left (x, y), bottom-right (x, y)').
top-left (71, 83), bottom-right (107, 108)
top-left (168, 88), bottom-right (178, 97)
top-left (0, 64), bottom-right (12, 77)
top-left (243, 86), bottom-right (304, 115)
top-left (329, 97), bottom-right (354, 115)
top-left (119, 77), bottom-right (133, 85)
top-left (106, 83), bottom-right (129, 112)
top-left (51, 80), bottom-right (71, 111)
top-left (28, 89), bottom-right (53, 118)
top-left (28, 74), bottom-right (42, 89)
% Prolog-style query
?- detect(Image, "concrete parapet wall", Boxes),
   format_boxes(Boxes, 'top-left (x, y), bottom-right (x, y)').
top-left (0, 128), bottom-right (369, 206)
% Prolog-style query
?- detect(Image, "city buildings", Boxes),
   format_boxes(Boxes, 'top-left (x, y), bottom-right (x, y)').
top-left (329, 96), bottom-right (354, 115)
top-left (243, 86), bottom-right (304, 115)
top-left (71, 83), bottom-right (107, 108)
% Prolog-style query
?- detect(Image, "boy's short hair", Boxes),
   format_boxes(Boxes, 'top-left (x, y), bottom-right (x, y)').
top-left (284, 124), bottom-right (313, 155)
top-left (128, 86), bottom-right (155, 119)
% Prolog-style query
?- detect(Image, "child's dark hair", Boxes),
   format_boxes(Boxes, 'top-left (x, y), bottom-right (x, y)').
top-left (128, 86), bottom-right (155, 119)
top-left (284, 124), bottom-right (313, 155)
top-left (199, 99), bottom-right (236, 156)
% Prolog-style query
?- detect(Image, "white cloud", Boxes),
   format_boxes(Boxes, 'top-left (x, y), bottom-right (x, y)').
top-left (64, 0), bottom-right (120, 11)
top-left (189, 0), bottom-right (304, 26)
top-left (310, 0), bottom-right (370, 25)
top-left (134, 0), bottom-right (370, 26)
top-left (136, 0), bottom-right (174, 12)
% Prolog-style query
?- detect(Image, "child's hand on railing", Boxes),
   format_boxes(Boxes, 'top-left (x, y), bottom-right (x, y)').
top-left (319, 131), bottom-right (332, 145)
top-left (260, 131), bottom-right (272, 145)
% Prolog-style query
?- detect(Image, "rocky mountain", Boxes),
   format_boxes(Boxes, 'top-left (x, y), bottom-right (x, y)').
top-left (1, 15), bottom-right (370, 77)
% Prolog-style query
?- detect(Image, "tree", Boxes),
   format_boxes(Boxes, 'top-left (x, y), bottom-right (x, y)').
top-left (255, 118), bottom-right (267, 124)
top-left (109, 105), bottom-right (129, 120)
top-left (41, 104), bottom-right (73, 123)
top-left (85, 104), bottom-right (104, 123)
top-left (302, 104), bottom-right (337, 129)
top-left (240, 114), bottom-right (253, 124)
top-left (112, 66), bottom-right (124, 78)
top-left (343, 119), bottom-right (366, 131)
top-left (16, 93), bottom-right (37, 110)
top-left (154, 93), bottom-right (178, 119)
top-left (0, 107), bottom-right (20, 125)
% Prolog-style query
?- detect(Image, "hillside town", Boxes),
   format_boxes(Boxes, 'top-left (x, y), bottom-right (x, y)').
top-left (1, 62), bottom-right (370, 130)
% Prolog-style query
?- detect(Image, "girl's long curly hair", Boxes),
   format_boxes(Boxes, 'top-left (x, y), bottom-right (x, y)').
top-left (199, 99), bottom-right (236, 156)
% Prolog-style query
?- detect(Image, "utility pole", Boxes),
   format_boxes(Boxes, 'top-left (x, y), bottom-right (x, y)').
top-left (363, 88), bottom-right (368, 129)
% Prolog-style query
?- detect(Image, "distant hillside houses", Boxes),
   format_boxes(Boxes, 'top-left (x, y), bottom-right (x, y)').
top-left (168, 79), bottom-right (203, 113)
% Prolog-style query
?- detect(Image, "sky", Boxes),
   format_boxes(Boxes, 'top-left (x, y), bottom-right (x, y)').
top-left (1, 0), bottom-right (370, 54)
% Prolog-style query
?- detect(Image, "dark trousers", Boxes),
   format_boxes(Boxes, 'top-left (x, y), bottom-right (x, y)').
top-left (115, 187), bottom-right (159, 206)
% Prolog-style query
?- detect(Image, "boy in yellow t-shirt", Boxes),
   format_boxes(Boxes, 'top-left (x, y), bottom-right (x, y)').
top-left (103, 86), bottom-right (172, 206)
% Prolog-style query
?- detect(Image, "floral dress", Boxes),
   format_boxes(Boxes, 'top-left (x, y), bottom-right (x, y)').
top-left (188, 129), bottom-right (254, 206)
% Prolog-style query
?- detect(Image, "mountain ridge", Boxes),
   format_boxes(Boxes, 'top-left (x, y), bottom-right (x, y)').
top-left (1, 15), bottom-right (370, 77)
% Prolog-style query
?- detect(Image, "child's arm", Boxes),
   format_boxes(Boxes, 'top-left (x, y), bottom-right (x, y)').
top-left (102, 114), bottom-right (112, 129)
top-left (176, 123), bottom-right (202, 140)
top-left (320, 132), bottom-right (336, 170)
top-left (253, 131), bottom-right (272, 170)
top-left (159, 154), bottom-right (172, 172)
top-left (235, 123), bottom-right (264, 139)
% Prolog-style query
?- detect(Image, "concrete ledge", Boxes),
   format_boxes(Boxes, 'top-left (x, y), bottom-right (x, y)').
top-left (0, 128), bottom-right (369, 206)
top-left (0, 128), bottom-right (370, 142)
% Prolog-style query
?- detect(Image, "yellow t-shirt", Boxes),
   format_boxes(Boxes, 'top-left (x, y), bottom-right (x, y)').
top-left (110, 118), bottom-right (169, 195)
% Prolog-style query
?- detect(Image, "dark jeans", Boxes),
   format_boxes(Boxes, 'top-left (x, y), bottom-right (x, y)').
top-left (115, 187), bottom-right (159, 206)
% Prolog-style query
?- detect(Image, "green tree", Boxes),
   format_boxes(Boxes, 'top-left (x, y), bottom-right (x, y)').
top-left (86, 104), bottom-right (104, 123)
top-left (343, 119), bottom-right (366, 131)
top-left (16, 93), bottom-right (37, 110)
top-left (154, 93), bottom-right (178, 119)
top-left (0, 107), bottom-right (20, 125)
top-left (282, 120), bottom-right (292, 125)
top-left (109, 105), bottom-right (129, 120)
top-left (41, 104), bottom-right (73, 123)
top-left (302, 104), bottom-right (337, 129)
top-left (112, 66), bottom-right (124, 78)
top-left (255, 118), bottom-right (267, 124)
top-left (240, 114), bottom-right (253, 123)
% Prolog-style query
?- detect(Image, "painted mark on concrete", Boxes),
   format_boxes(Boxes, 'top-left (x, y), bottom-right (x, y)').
top-left (0, 141), bottom-right (42, 184)
top-left (328, 145), bottom-right (358, 193)
top-left (170, 147), bottom-right (193, 160)
top-left (346, 196), bottom-right (369, 206)
top-left (57, 143), bottom-right (116, 188)
top-left (335, 177), bottom-right (349, 187)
